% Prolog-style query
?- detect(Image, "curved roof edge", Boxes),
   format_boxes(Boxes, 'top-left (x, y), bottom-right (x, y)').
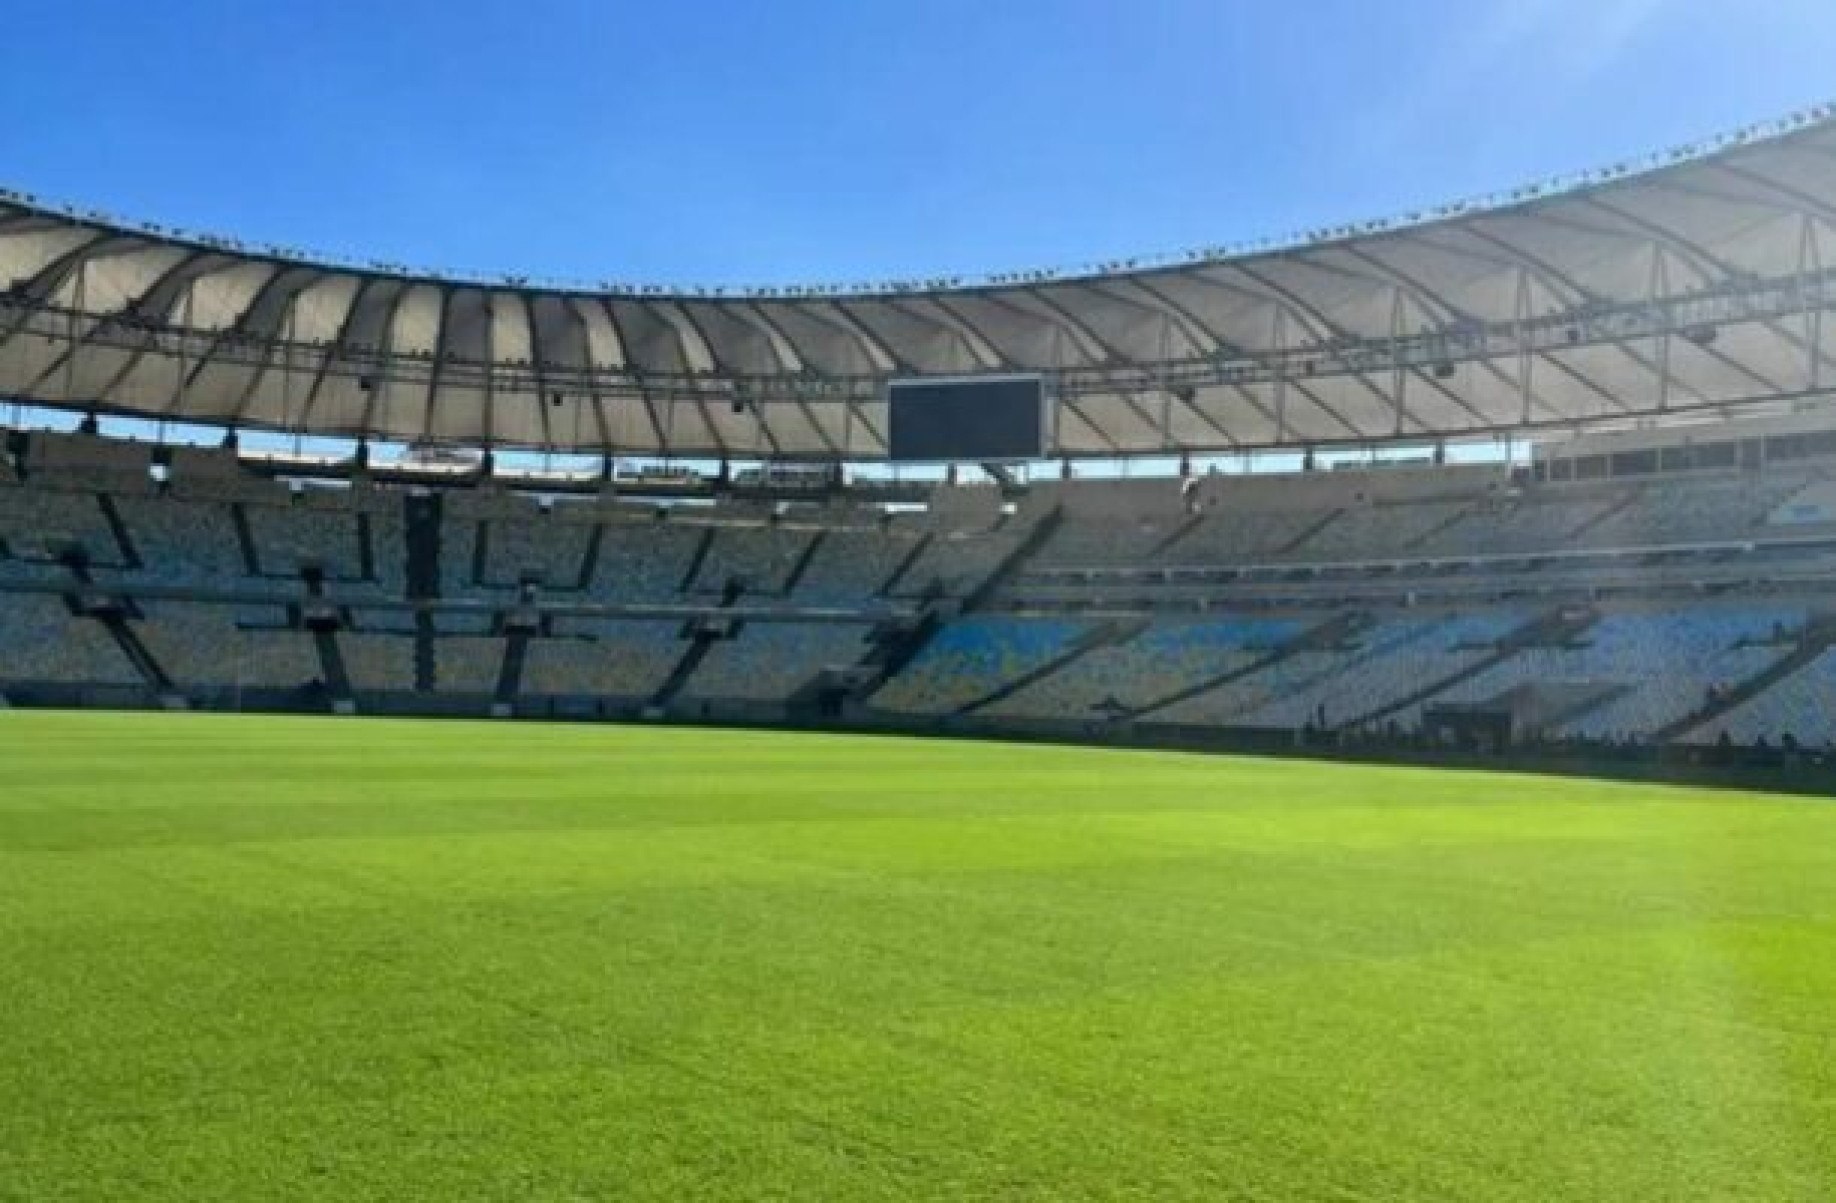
top-left (2, 100), bottom-right (1832, 301)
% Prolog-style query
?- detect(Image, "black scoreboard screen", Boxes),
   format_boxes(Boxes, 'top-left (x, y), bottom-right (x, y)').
top-left (886, 375), bottom-right (1044, 462)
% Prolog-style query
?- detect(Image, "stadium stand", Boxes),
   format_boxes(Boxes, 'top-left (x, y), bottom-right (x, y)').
top-left (982, 617), bottom-right (1304, 718)
top-left (522, 619), bottom-right (687, 699)
top-left (1688, 649), bottom-right (1836, 748)
top-left (871, 617), bottom-right (1088, 714)
top-left (0, 592), bottom-right (140, 685)
top-left (2, 415), bottom-right (1836, 757)
top-left (682, 621), bottom-right (873, 701)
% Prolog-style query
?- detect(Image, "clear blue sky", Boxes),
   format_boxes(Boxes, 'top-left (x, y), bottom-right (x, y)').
top-left (4, 0), bottom-right (1836, 289)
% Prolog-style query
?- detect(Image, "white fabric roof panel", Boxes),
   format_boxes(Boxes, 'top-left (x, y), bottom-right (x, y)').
top-left (7, 109), bottom-right (1836, 456)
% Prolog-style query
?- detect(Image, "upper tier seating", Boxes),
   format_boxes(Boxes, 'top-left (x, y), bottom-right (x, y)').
top-left (0, 485), bottom-right (123, 566)
top-left (108, 495), bottom-right (247, 585)
top-left (791, 527), bottom-right (922, 606)
top-left (1578, 475), bottom-right (1814, 549)
top-left (483, 515), bottom-right (594, 588)
top-left (1157, 509), bottom-right (1325, 565)
top-left (690, 525), bottom-right (814, 595)
top-left (889, 526), bottom-right (1030, 597)
top-left (584, 522), bottom-right (707, 603)
top-left (245, 500), bottom-right (363, 580)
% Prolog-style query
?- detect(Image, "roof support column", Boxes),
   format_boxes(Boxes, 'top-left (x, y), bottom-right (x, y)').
top-left (1515, 266), bottom-right (1534, 426)
top-left (1157, 314), bottom-right (1175, 451)
top-left (281, 296), bottom-right (298, 437)
top-left (1272, 307), bottom-right (1289, 443)
top-left (167, 279), bottom-right (196, 441)
top-left (1389, 286), bottom-right (1408, 437)
top-left (1800, 215), bottom-right (1823, 393)
top-left (1649, 245), bottom-right (1672, 411)
top-left (64, 257), bottom-right (85, 408)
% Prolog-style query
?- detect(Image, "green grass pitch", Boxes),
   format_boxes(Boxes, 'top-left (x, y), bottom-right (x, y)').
top-left (1, 710), bottom-right (1834, 1201)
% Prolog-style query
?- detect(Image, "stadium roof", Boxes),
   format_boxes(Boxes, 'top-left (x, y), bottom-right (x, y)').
top-left (6, 103), bottom-right (1836, 460)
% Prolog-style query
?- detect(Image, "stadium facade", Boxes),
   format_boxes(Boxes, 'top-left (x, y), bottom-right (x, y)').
top-left (5, 106), bottom-right (1836, 763)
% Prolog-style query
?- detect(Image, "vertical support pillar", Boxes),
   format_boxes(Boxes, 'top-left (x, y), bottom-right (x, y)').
top-left (1272, 307), bottom-right (1289, 444)
top-left (1157, 313), bottom-right (1174, 451)
top-left (1800, 215), bottom-right (1823, 394)
top-left (1515, 266), bottom-right (1534, 426)
top-left (1650, 245), bottom-right (1672, 412)
top-left (64, 258), bottom-right (86, 407)
top-left (1389, 286), bottom-right (1407, 437)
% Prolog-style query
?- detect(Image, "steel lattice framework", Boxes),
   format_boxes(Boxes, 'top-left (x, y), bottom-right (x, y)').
top-left (6, 106), bottom-right (1836, 459)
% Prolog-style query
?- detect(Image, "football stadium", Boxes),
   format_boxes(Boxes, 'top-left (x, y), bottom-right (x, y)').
top-left (5, 10), bottom-right (1836, 1198)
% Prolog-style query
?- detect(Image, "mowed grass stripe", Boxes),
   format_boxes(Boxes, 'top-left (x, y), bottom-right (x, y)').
top-left (0, 710), bottom-right (1833, 1201)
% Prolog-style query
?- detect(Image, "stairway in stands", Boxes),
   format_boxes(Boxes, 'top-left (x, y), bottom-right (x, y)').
top-left (954, 618), bottom-right (1148, 717)
top-left (780, 531), bottom-right (825, 595)
top-left (1126, 612), bottom-right (1366, 722)
top-left (311, 628), bottom-right (356, 713)
top-left (963, 506), bottom-right (1063, 609)
top-left (98, 609), bottom-right (179, 707)
top-left (649, 580), bottom-right (744, 710)
top-left (1659, 618), bottom-right (1836, 743)
top-left (1339, 607), bottom-right (1601, 731)
top-left (876, 533), bottom-right (934, 596)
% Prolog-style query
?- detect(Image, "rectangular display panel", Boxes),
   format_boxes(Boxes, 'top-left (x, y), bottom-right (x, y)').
top-left (886, 375), bottom-right (1044, 462)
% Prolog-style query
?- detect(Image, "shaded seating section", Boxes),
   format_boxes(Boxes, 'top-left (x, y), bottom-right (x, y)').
top-left (338, 634), bottom-right (416, 692)
top-left (983, 617), bottom-right (1303, 719)
top-left (1283, 499), bottom-right (1471, 561)
top-left (1035, 513), bottom-right (1195, 567)
top-left (0, 485), bottom-right (121, 567)
top-left (872, 617), bottom-right (1086, 714)
top-left (109, 495), bottom-right (246, 585)
top-left (521, 618), bottom-right (685, 698)
top-left (366, 503), bottom-right (408, 596)
top-left (434, 636), bottom-right (506, 694)
top-left (1411, 492), bottom-right (1622, 557)
top-left (585, 522), bottom-right (707, 602)
top-left (1687, 650), bottom-right (1836, 747)
top-left (792, 527), bottom-right (922, 606)
top-left (0, 592), bottom-right (139, 685)
top-left (1156, 509), bottom-right (1325, 565)
top-left (351, 607), bottom-right (420, 634)
top-left (690, 525), bottom-right (812, 594)
top-left (484, 515), bottom-right (594, 587)
top-left (245, 499), bottom-right (363, 579)
top-left (133, 601), bottom-right (320, 690)
top-left (133, 601), bottom-right (244, 685)
top-left (432, 610), bottom-right (496, 635)
top-left (682, 622), bottom-right (872, 701)
top-left (1579, 475), bottom-right (1810, 548)
top-left (888, 526), bottom-right (1028, 597)
top-left (233, 630), bottom-right (326, 688)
